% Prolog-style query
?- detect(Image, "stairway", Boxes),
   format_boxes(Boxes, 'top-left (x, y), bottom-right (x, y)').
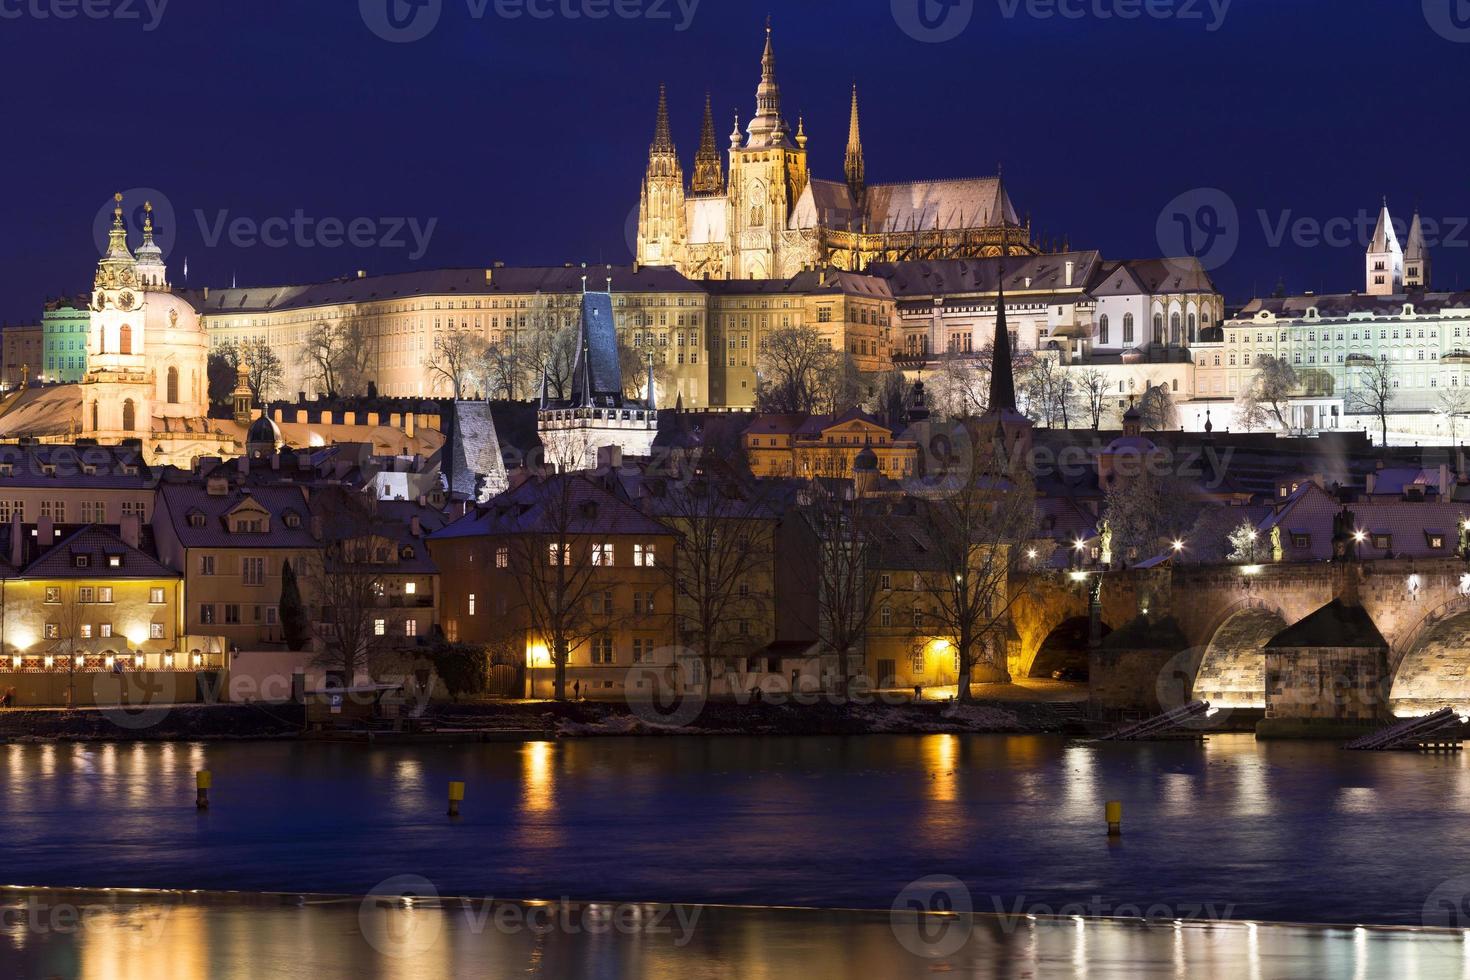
top-left (1096, 701), bottom-right (1211, 741)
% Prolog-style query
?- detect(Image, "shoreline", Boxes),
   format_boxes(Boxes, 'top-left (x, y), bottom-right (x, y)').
top-left (0, 696), bottom-right (1092, 743)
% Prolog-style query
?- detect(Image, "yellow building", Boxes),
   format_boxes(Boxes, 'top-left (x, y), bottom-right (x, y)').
top-left (0, 323), bottom-right (42, 390)
top-left (744, 410), bottom-right (917, 480)
top-left (152, 478), bottom-right (321, 649)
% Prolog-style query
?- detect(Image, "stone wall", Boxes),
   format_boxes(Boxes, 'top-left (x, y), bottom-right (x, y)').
top-left (1264, 646), bottom-right (1388, 722)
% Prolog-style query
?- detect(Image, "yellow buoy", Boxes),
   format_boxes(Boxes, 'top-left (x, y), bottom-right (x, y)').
top-left (1105, 800), bottom-right (1122, 836)
top-left (196, 770), bottom-right (212, 810)
top-left (448, 780), bottom-right (465, 817)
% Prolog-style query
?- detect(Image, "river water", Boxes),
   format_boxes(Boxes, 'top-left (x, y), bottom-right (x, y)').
top-left (2, 733), bottom-right (1469, 976)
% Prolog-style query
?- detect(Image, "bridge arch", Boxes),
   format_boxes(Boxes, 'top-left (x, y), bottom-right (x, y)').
top-left (1026, 616), bottom-right (1112, 679)
top-left (1388, 594), bottom-right (1470, 716)
top-left (1190, 598), bottom-right (1290, 708)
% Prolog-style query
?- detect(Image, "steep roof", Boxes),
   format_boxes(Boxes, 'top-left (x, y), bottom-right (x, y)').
top-left (870, 252), bottom-right (1104, 299)
top-left (157, 483), bottom-right (317, 549)
top-left (430, 473), bottom-right (671, 540)
top-left (21, 525), bottom-right (175, 580)
top-left (567, 292), bottom-right (627, 408)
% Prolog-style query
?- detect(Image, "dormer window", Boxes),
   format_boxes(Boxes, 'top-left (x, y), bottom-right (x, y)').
top-left (107, 555), bottom-right (122, 568)
top-left (74, 555), bottom-right (90, 568)
top-left (284, 513), bottom-right (300, 528)
top-left (401, 546), bottom-right (415, 560)
top-left (189, 514), bottom-right (206, 528)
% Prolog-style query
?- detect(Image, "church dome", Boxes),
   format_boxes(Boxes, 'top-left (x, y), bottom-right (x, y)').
top-left (143, 292), bottom-right (203, 335)
top-left (247, 414), bottom-right (283, 454)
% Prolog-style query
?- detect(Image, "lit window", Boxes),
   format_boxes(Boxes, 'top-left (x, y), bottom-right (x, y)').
top-left (150, 588), bottom-right (165, 604)
top-left (405, 619), bottom-right (417, 637)
top-left (80, 625), bottom-right (93, 639)
top-left (634, 543), bottom-right (656, 567)
top-left (98, 587), bottom-right (113, 604)
top-left (374, 619), bottom-right (386, 637)
top-left (100, 624), bottom-right (113, 638)
top-left (150, 623), bottom-right (165, 639)
top-left (468, 594), bottom-right (477, 616)
top-left (496, 547), bottom-right (509, 568)
top-left (592, 543), bottom-right (615, 566)
top-left (405, 582), bottom-right (417, 595)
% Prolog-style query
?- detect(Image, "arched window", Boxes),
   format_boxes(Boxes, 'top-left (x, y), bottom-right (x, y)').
top-left (122, 399), bottom-right (135, 432)
top-left (1187, 313), bottom-right (1198, 342)
top-left (1123, 313), bottom-right (1135, 344)
top-left (90, 401), bottom-right (98, 432)
top-left (167, 366), bottom-right (179, 404)
top-left (119, 324), bottom-right (132, 355)
top-left (1098, 314), bottom-right (1110, 345)
top-left (1170, 313), bottom-right (1182, 346)
top-left (1153, 313), bottom-right (1164, 345)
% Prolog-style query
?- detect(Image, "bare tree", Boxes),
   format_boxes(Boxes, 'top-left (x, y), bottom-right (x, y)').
top-left (653, 464), bottom-right (776, 697)
top-left (1240, 355), bottom-right (1297, 431)
top-left (1076, 368), bottom-right (1109, 430)
top-left (617, 333), bottom-right (675, 404)
top-left (865, 368), bottom-right (912, 429)
top-left (1100, 467), bottom-right (1199, 566)
top-left (927, 354), bottom-right (989, 420)
top-left (306, 492), bottom-right (396, 685)
top-left (239, 338), bottom-right (284, 403)
top-left (502, 475), bottom-right (608, 701)
top-left (756, 324), bottom-right (839, 414)
top-left (1137, 382), bottom-right (1178, 431)
top-left (799, 481), bottom-right (882, 695)
top-left (425, 330), bottom-right (485, 400)
top-left (1346, 357), bottom-right (1395, 446)
top-left (1436, 386), bottom-right (1470, 444)
top-left (478, 342), bottom-right (523, 400)
top-left (916, 427), bottom-right (1039, 701)
top-left (47, 585), bottom-right (86, 709)
top-left (1022, 356), bottom-right (1079, 428)
top-left (300, 319), bottom-right (375, 398)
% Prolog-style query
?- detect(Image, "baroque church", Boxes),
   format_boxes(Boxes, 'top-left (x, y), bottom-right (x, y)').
top-left (635, 22), bottom-right (1039, 280)
top-left (0, 194), bottom-right (231, 465)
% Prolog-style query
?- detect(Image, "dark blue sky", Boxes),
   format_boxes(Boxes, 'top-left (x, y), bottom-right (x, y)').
top-left (1, 0), bottom-right (1468, 323)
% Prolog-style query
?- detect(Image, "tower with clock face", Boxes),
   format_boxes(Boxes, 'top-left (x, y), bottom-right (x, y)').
top-left (83, 193), bottom-right (153, 440)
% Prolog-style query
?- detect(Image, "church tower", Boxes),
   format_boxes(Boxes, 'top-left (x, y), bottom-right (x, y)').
top-left (1405, 208), bottom-right (1431, 289)
top-left (134, 202), bottom-right (168, 289)
top-left (1366, 199), bottom-right (1404, 296)
top-left (635, 84), bottom-right (687, 268)
top-left (844, 85), bottom-right (865, 203)
top-left (690, 92), bottom-right (724, 196)
top-left (726, 21), bottom-right (809, 280)
top-left (85, 193), bottom-right (152, 440)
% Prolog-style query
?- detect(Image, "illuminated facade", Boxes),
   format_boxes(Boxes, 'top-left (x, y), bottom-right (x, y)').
top-left (636, 23), bottom-right (1038, 280)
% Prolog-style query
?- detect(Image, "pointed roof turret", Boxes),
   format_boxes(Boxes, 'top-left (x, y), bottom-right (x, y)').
top-left (691, 91), bottom-right (725, 195)
top-left (95, 192), bottom-right (138, 290)
top-left (844, 84), bottom-right (865, 202)
top-left (1405, 208), bottom-right (1432, 288)
top-left (135, 201), bottom-right (167, 287)
top-left (651, 83), bottom-right (676, 155)
top-left (745, 19), bottom-right (790, 149)
top-left (988, 256), bottom-right (1018, 414)
top-left (1370, 198), bottom-right (1400, 254)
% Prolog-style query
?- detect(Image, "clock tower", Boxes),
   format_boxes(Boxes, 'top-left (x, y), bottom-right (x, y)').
top-left (84, 193), bottom-right (152, 439)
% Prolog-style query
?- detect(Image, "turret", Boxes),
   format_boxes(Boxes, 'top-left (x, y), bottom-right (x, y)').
top-left (1405, 208), bottom-right (1431, 289)
top-left (691, 92), bottom-right (725, 196)
top-left (745, 19), bottom-right (790, 149)
top-left (635, 84), bottom-right (687, 267)
top-left (844, 84), bottom-right (865, 202)
top-left (1366, 198), bottom-right (1404, 296)
top-left (134, 201), bottom-right (167, 289)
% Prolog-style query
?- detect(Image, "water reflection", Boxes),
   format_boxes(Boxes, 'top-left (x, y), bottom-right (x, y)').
top-left (1, 735), bottom-right (1469, 927)
top-left (4, 890), bottom-right (1469, 980)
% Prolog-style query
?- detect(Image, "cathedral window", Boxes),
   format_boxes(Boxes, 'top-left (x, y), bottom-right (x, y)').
top-left (1098, 315), bottom-right (1109, 345)
top-left (1123, 314), bottom-right (1134, 343)
top-left (122, 399), bottom-right (135, 432)
top-left (167, 367), bottom-right (179, 404)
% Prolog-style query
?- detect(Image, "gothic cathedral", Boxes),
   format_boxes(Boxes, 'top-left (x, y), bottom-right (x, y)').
top-left (636, 22), bottom-right (1039, 281)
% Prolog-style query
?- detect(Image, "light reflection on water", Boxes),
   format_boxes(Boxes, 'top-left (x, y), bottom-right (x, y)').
top-left (0, 734), bottom-right (1468, 928)
top-left (0, 891), bottom-right (1468, 980)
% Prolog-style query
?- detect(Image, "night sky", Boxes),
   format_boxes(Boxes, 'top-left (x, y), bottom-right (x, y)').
top-left (2, 0), bottom-right (1468, 324)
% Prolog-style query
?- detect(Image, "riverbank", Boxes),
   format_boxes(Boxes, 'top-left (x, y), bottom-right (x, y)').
top-left (0, 686), bottom-right (1085, 741)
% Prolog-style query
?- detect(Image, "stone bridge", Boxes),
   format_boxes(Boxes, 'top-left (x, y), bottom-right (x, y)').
top-left (1009, 561), bottom-right (1470, 716)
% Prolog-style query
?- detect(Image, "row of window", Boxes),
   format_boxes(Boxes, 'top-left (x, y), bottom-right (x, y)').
top-left (45, 586), bottom-right (165, 604)
top-left (44, 622), bottom-right (166, 640)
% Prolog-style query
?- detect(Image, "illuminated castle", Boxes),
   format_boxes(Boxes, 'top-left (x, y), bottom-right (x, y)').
top-left (635, 21), bottom-right (1038, 280)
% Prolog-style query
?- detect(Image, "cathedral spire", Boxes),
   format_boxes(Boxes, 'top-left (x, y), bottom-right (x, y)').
top-left (691, 91), bottom-right (725, 195)
top-left (844, 84), bottom-right (865, 202)
top-left (988, 248), bottom-right (1017, 415)
top-left (651, 82), bottom-right (675, 156)
top-left (1405, 208), bottom-right (1431, 289)
top-left (105, 192), bottom-right (132, 260)
top-left (746, 18), bottom-right (789, 148)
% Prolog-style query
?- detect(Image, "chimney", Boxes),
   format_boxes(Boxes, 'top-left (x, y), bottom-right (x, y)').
top-left (9, 519), bottom-right (21, 568)
top-left (410, 515), bottom-right (422, 537)
top-left (203, 286), bottom-right (209, 301)
top-left (310, 515), bottom-right (323, 541)
top-left (1065, 260), bottom-right (1075, 287)
top-left (1365, 473), bottom-right (1376, 495)
top-left (119, 513), bottom-right (141, 549)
